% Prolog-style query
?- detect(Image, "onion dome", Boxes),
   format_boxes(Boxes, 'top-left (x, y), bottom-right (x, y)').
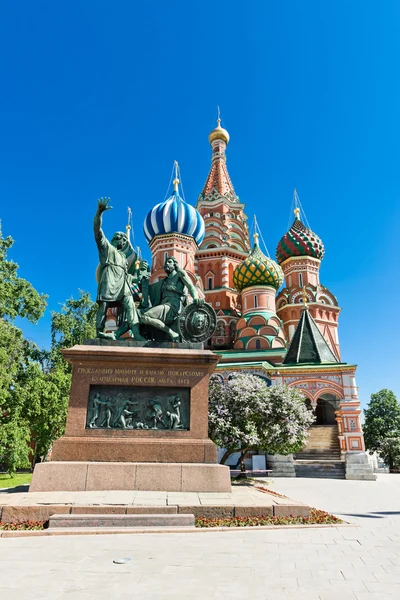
top-left (276, 208), bottom-right (325, 264)
top-left (143, 176), bottom-right (205, 246)
top-left (208, 116), bottom-right (230, 145)
top-left (233, 234), bottom-right (284, 292)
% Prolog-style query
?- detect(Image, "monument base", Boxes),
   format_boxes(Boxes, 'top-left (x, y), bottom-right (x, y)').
top-left (30, 461), bottom-right (231, 493)
top-left (51, 437), bottom-right (217, 463)
top-left (31, 343), bottom-right (230, 494)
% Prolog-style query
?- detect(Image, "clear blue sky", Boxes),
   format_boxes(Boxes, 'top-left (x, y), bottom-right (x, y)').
top-left (1, 1), bottom-right (399, 409)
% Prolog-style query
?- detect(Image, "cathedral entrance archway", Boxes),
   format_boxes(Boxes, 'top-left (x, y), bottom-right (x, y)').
top-left (315, 394), bottom-right (339, 425)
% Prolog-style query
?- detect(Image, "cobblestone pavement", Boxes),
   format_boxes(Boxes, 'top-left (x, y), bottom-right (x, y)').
top-left (0, 475), bottom-right (400, 599)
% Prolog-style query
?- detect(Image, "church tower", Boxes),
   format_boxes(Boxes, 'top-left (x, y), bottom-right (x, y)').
top-left (233, 233), bottom-right (286, 350)
top-left (144, 164), bottom-right (205, 286)
top-left (195, 116), bottom-right (251, 348)
top-left (275, 203), bottom-right (341, 359)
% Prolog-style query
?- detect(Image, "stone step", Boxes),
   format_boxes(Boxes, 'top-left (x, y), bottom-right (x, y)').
top-left (307, 435), bottom-right (338, 438)
top-left (297, 458), bottom-right (341, 463)
top-left (296, 453), bottom-right (341, 460)
top-left (303, 425), bottom-right (340, 454)
top-left (302, 445), bottom-right (340, 450)
top-left (48, 513), bottom-right (195, 529)
top-left (295, 466), bottom-right (345, 472)
top-left (295, 472), bottom-right (345, 479)
top-left (296, 468), bottom-right (344, 473)
top-left (307, 431), bottom-right (338, 436)
top-left (43, 526), bottom-right (198, 536)
top-left (295, 460), bottom-right (344, 466)
top-left (304, 450), bottom-right (339, 454)
top-left (295, 460), bottom-right (345, 480)
top-left (296, 449), bottom-right (341, 455)
top-left (296, 466), bottom-right (345, 471)
top-left (301, 446), bottom-right (341, 450)
top-left (296, 474), bottom-right (345, 479)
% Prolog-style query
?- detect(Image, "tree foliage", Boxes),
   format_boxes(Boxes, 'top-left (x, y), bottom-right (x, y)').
top-left (0, 225), bottom-right (97, 473)
top-left (208, 374), bottom-right (315, 466)
top-left (363, 389), bottom-right (400, 452)
top-left (0, 226), bottom-right (48, 474)
top-left (50, 291), bottom-right (97, 371)
top-left (0, 319), bottom-right (33, 474)
top-left (380, 437), bottom-right (400, 471)
top-left (363, 389), bottom-right (400, 469)
top-left (26, 292), bottom-right (97, 463)
top-left (0, 224), bottom-right (47, 322)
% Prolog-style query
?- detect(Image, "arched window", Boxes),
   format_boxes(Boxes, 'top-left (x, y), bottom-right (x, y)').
top-left (299, 273), bottom-right (303, 288)
top-left (255, 339), bottom-right (261, 350)
top-left (254, 295), bottom-right (258, 308)
top-left (208, 278), bottom-right (213, 290)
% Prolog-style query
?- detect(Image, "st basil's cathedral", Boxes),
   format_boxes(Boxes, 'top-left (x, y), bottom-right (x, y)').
top-left (126, 118), bottom-right (374, 479)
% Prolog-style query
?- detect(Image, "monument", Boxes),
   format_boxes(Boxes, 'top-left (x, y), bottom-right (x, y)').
top-left (30, 196), bottom-right (230, 493)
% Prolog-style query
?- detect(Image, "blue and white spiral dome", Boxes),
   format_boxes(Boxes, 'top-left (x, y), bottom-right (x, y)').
top-left (143, 188), bottom-right (205, 246)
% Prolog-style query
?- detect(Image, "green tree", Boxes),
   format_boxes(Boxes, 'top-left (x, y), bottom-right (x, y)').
top-left (0, 224), bottom-right (47, 322)
top-left (0, 225), bottom-right (47, 474)
top-left (0, 320), bottom-right (33, 473)
top-left (26, 291), bottom-right (97, 463)
top-left (208, 374), bottom-right (315, 469)
top-left (0, 224), bottom-right (97, 472)
top-left (380, 437), bottom-right (400, 471)
top-left (50, 291), bottom-right (97, 371)
top-left (363, 389), bottom-right (400, 469)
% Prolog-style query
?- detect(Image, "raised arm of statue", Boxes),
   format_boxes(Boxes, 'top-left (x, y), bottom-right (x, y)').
top-left (94, 198), bottom-right (113, 253)
top-left (178, 268), bottom-right (204, 306)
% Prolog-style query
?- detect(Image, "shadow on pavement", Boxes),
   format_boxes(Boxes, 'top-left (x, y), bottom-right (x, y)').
top-left (338, 513), bottom-right (385, 519)
top-left (0, 484), bottom-right (29, 494)
top-left (370, 511), bottom-right (400, 515)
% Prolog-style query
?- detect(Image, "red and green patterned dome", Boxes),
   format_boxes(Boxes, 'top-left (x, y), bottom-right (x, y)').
top-left (233, 235), bottom-right (284, 292)
top-left (276, 214), bottom-right (325, 264)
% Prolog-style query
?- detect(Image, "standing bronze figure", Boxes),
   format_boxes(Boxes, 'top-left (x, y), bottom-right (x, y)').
top-left (94, 198), bottom-right (146, 340)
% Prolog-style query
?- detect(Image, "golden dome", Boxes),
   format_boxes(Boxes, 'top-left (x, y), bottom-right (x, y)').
top-left (208, 117), bottom-right (230, 145)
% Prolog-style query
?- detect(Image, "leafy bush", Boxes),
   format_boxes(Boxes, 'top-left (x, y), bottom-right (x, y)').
top-left (209, 374), bottom-right (315, 466)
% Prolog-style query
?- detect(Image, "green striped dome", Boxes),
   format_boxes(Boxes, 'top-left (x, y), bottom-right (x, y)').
top-left (233, 236), bottom-right (284, 292)
top-left (276, 216), bottom-right (324, 264)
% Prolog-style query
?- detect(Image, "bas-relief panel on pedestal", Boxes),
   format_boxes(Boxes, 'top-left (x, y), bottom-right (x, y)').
top-left (86, 385), bottom-right (190, 431)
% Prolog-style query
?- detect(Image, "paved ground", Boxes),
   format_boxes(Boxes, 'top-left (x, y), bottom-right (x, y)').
top-left (0, 485), bottom-right (309, 523)
top-left (0, 486), bottom-right (301, 508)
top-left (1, 474), bottom-right (400, 599)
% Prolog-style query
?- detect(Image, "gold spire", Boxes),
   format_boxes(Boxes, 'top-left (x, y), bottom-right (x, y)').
top-left (253, 232), bottom-right (259, 246)
top-left (173, 160), bottom-right (180, 192)
top-left (208, 107), bottom-right (230, 145)
top-left (294, 189), bottom-right (301, 220)
top-left (126, 207), bottom-right (132, 238)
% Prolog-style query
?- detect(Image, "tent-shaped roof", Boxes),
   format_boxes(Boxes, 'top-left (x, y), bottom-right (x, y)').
top-left (283, 307), bottom-right (338, 365)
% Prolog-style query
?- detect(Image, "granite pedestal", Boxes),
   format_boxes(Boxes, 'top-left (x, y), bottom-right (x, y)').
top-left (30, 343), bottom-right (231, 493)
